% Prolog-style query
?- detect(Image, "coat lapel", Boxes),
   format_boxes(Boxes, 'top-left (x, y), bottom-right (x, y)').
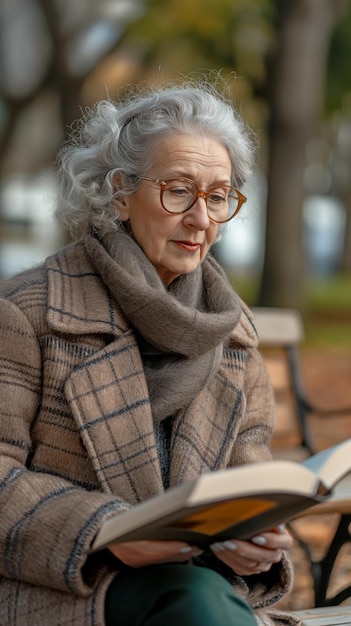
top-left (169, 302), bottom-right (258, 486)
top-left (46, 242), bottom-right (163, 503)
top-left (169, 347), bottom-right (247, 486)
top-left (65, 335), bottom-right (164, 503)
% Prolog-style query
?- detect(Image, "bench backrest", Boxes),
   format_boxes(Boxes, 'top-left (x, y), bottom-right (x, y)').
top-left (252, 307), bottom-right (313, 460)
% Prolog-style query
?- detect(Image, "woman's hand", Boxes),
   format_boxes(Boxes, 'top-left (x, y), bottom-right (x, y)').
top-left (108, 540), bottom-right (203, 568)
top-left (210, 525), bottom-right (293, 576)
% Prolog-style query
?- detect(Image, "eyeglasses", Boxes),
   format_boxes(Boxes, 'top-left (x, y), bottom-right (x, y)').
top-left (137, 176), bottom-right (246, 224)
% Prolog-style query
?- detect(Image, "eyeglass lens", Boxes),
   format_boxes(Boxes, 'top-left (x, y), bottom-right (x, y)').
top-left (161, 179), bottom-right (240, 222)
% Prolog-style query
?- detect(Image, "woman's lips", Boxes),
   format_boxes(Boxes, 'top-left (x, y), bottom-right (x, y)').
top-left (175, 240), bottom-right (201, 251)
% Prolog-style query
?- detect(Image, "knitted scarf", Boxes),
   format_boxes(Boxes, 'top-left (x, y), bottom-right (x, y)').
top-left (85, 229), bottom-right (241, 422)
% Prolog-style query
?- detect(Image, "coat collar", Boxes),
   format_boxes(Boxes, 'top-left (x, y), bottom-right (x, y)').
top-left (45, 239), bottom-right (129, 337)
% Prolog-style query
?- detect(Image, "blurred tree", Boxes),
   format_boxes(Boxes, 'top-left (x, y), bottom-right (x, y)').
top-left (124, 0), bottom-right (274, 136)
top-left (0, 0), bottom-right (142, 168)
top-left (258, 0), bottom-right (349, 309)
top-left (326, 10), bottom-right (351, 273)
top-left (0, 0), bottom-right (144, 275)
top-left (1, 0), bottom-right (351, 300)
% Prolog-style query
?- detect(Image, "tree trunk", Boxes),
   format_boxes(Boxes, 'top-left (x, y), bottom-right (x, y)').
top-left (259, 0), bottom-right (345, 310)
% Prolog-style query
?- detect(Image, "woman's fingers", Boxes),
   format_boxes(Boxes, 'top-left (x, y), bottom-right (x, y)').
top-left (209, 529), bottom-right (293, 576)
top-left (108, 540), bottom-right (203, 568)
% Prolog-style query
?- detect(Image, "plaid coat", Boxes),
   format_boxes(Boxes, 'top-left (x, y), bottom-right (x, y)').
top-left (0, 239), bottom-right (298, 626)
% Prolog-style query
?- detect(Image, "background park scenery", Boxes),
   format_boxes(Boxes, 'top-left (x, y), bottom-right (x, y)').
top-left (1, 0), bottom-right (351, 610)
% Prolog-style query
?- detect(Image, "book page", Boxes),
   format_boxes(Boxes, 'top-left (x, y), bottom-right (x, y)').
top-left (302, 439), bottom-right (351, 491)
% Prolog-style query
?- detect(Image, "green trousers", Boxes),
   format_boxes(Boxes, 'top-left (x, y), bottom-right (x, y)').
top-left (105, 563), bottom-right (257, 626)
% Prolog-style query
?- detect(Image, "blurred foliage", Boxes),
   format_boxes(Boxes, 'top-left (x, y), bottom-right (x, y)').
top-left (305, 273), bottom-right (351, 347)
top-left (125, 0), bottom-right (276, 133)
top-left (229, 271), bottom-right (351, 347)
top-left (130, 0), bottom-right (275, 64)
top-left (326, 6), bottom-right (351, 114)
top-left (307, 273), bottom-right (351, 312)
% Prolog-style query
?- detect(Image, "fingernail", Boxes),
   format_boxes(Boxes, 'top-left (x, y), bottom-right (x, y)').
top-left (179, 546), bottom-right (192, 553)
top-left (192, 550), bottom-right (203, 557)
top-left (277, 524), bottom-right (286, 533)
top-left (211, 542), bottom-right (225, 552)
top-left (223, 540), bottom-right (237, 551)
top-left (251, 536), bottom-right (267, 546)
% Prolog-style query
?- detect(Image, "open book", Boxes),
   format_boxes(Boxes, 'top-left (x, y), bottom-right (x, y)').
top-left (90, 439), bottom-right (351, 552)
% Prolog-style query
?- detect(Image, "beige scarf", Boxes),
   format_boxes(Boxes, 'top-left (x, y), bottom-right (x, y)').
top-left (85, 229), bottom-right (241, 421)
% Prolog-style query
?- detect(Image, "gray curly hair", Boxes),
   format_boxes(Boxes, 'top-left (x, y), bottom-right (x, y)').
top-left (55, 79), bottom-right (256, 239)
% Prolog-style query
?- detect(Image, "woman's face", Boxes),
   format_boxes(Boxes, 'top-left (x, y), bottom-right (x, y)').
top-left (118, 134), bottom-right (232, 286)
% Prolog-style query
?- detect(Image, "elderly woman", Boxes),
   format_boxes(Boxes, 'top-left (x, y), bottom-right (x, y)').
top-left (0, 80), bottom-right (298, 626)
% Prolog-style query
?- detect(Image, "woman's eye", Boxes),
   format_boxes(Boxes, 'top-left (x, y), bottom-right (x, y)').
top-left (209, 192), bottom-right (225, 203)
top-left (171, 186), bottom-right (191, 196)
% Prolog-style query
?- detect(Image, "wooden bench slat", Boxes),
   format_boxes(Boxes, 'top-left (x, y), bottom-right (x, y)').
top-left (251, 306), bottom-right (304, 345)
top-left (294, 605), bottom-right (351, 625)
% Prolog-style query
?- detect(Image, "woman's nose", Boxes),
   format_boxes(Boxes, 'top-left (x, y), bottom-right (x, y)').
top-left (183, 196), bottom-right (211, 229)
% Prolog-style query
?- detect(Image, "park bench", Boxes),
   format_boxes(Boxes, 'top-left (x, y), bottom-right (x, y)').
top-left (294, 605), bottom-right (351, 625)
top-left (252, 307), bottom-right (351, 626)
